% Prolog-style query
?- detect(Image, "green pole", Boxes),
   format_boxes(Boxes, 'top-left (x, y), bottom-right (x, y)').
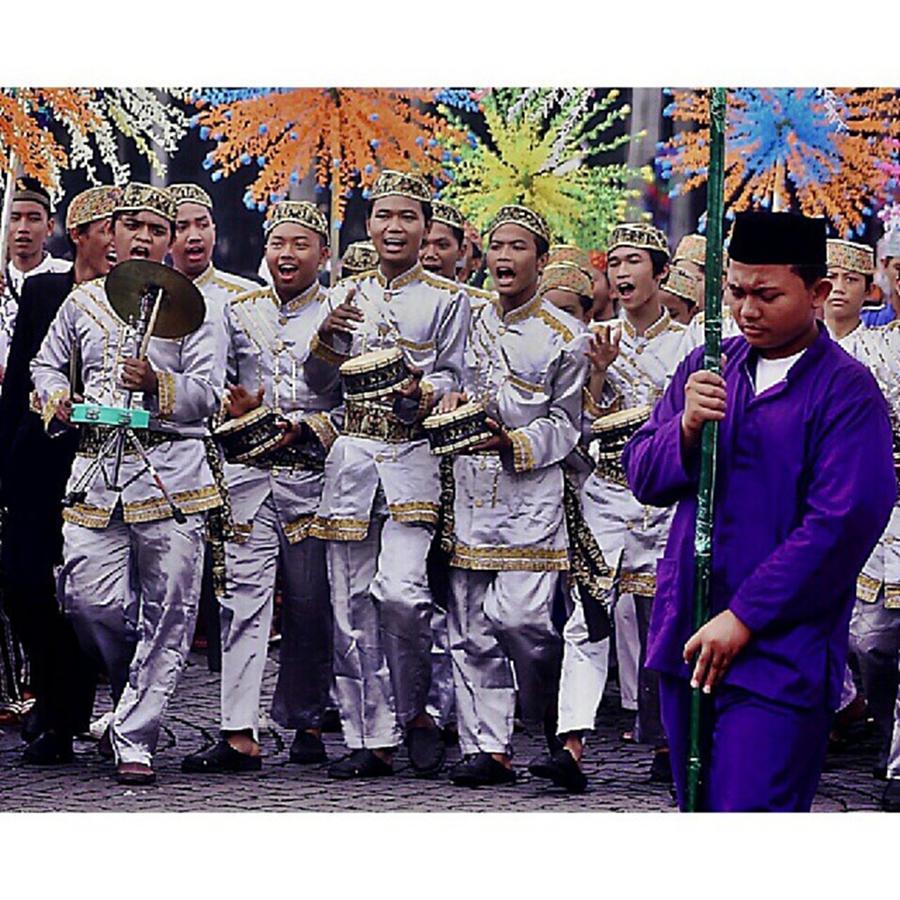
top-left (685, 86), bottom-right (727, 813)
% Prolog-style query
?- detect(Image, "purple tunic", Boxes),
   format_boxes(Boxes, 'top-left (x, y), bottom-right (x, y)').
top-left (623, 323), bottom-right (896, 712)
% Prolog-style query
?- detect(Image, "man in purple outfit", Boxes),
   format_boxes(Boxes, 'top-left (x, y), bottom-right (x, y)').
top-left (623, 211), bottom-right (896, 812)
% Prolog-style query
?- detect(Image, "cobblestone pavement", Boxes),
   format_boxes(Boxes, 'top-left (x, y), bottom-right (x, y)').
top-left (0, 649), bottom-right (886, 812)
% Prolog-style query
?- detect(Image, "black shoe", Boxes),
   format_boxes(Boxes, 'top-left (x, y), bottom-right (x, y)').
top-left (406, 725), bottom-right (445, 777)
top-left (289, 730), bottom-right (327, 765)
top-left (327, 748), bottom-right (394, 780)
top-left (528, 748), bottom-right (587, 794)
top-left (321, 708), bottom-right (343, 733)
top-left (882, 779), bottom-right (900, 812)
top-left (649, 748), bottom-right (673, 783)
top-left (449, 752), bottom-right (517, 788)
top-left (181, 738), bottom-right (262, 774)
top-left (116, 762), bottom-right (156, 785)
top-left (22, 730), bottom-right (74, 766)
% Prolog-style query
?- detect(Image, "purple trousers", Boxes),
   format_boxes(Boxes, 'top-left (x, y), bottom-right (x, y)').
top-left (659, 674), bottom-right (831, 812)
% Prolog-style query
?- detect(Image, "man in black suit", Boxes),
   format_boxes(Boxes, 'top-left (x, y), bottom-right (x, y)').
top-left (0, 185), bottom-right (118, 763)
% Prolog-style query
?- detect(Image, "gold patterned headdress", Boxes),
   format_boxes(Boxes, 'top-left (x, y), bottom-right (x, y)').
top-left (65, 186), bottom-right (120, 231)
top-left (826, 238), bottom-right (874, 276)
top-left (662, 264), bottom-right (701, 305)
top-left (547, 244), bottom-right (592, 278)
top-left (431, 200), bottom-right (466, 232)
top-left (115, 183), bottom-right (177, 223)
top-left (608, 222), bottom-right (670, 259)
top-left (673, 233), bottom-right (706, 267)
top-left (168, 183), bottom-right (214, 211)
top-left (486, 204), bottom-right (551, 246)
top-left (264, 200), bottom-right (329, 240)
top-left (342, 240), bottom-right (379, 274)
top-left (539, 262), bottom-right (593, 299)
top-left (370, 170), bottom-right (431, 205)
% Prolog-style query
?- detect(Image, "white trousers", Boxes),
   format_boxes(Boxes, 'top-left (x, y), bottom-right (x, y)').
top-left (426, 605), bottom-right (456, 727)
top-left (60, 512), bottom-right (205, 766)
top-left (614, 592), bottom-right (640, 711)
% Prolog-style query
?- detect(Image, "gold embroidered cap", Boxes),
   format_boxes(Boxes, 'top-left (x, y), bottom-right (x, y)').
top-left (65, 186), bottom-right (120, 231)
top-left (369, 169), bottom-right (431, 205)
top-left (608, 222), bottom-right (670, 259)
top-left (661, 264), bottom-right (701, 305)
top-left (431, 200), bottom-right (466, 232)
top-left (548, 244), bottom-right (592, 277)
top-left (168, 183), bottom-right (213, 211)
top-left (673, 233), bottom-right (707, 267)
top-left (264, 200), bottom-right (329, 240)
top-left (486, 204), bottom-right (551, 246)
top-left (342, 240), bottom-right (379, 274)
top-left (539, 262), bottom-right (593, 299)
top-left (826, 238), bottom-right (874, 276)
top-left (115, 183), bottom-right (177, 223)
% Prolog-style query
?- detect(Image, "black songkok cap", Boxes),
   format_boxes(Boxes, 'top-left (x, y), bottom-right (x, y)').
top-left (728, 211), bottom-right (825, 266)
top-left (13, 176), bottom-right (53, 214)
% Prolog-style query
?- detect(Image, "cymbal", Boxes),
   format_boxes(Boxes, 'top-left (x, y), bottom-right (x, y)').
top-left (105, 259), bottom-right (205, 339)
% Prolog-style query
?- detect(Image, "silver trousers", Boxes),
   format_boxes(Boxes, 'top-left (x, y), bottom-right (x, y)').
top-left (327, 492), bottom-right (434, 749)
top-left (219, 494), bottom-right (332, 740)
top-left (426, 605), bottom-right (456, 728)
top-left (448, 567), bottom-right (562, 756)
top-left (614, 592), bottom-right (640, 711)
top-left (60, 512), bottom-right (205, 766)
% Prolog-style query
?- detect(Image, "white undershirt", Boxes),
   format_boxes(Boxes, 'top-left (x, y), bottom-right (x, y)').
top-left (753, 349), bottom-right (807, 395)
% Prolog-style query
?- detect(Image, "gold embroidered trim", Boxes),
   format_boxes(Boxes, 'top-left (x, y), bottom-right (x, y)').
top-left (374, 262), bottom-right (424, 291)
top-left (230, 521), bottom-right (253, 544)
top-left (29, 390), bottom-right (41, 414)
top-left (537, 307), bottom-right (575, 343)
top-left (509, 429), bottom-right (536, 473)
top-left (303, 412), bottom-right (338, 452)
top-left (232, 287), bottom-right (272, 305)
top-left (417, 380), bottom-right (436, 420)
top-left (212, 270), bottom-right (255, 294)
top-left (619, 570), bottom-right (656, 596)
top-left (62, 502), bottom-right (112, 529)
top-left (283, 514), bottom-right (315, 545)
top-left (397, 336), bottom-right (436, 352)
top-left (644, 308), bottom-right (673, 341)
top-left (282, 280), bottom-right (322, 314)
top-left (123, 485), bottom-right (221, 524)
top-left (157, 371), bottom-right (176, 420)
top-left (310, 333), bottom-right (350, 367)
top-left (465, 285), bottom-right (497, 301)
top-left (495, 292), bottom-right (542, 325)
top-left (583, 386), bottom-right (605, 419)
top-left (885, 584), bottom-right (900, 610)
top-left (42, 388), bottom-right (69, 429)
top-left (420, 271), bottom-right (459, 293)
top-left (857, 572), bottom-right (882, 604)
top-left (388, 501), bottom-right (440, 526)
top-left (450, 543), bottom-right (569, 572)
top-left (344, 400), bottom-right (425, 443)
top-left (309, 515), bottom-right (371, 542)
top-left (507, 372), bottom-right (546, 394)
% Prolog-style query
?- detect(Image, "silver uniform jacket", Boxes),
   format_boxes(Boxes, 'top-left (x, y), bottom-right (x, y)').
top-left (582, 310), bottom-right (689, 594)
top-left (450, 294), bottom-right (589, 572)
top-left (194, 264), bottom-right (259, 323)
top-left (310, 263), bottom-right (470, 539)
top-left (224, 280), bottom-right (341, 543)
top-left (30, 276), bottom-right (225, 527)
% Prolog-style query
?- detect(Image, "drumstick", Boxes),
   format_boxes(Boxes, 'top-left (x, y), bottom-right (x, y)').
top-left (139, 287), bottom-right (164, 359)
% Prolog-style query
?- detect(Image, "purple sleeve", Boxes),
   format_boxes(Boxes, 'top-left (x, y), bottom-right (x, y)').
top-left (729, 370), bottom-right (897, 632)
top-left (623, 348), bottom-right (702, 507)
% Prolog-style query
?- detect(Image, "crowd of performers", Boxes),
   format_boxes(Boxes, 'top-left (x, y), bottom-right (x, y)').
top-left (0, 170), bottom-right (897, 812)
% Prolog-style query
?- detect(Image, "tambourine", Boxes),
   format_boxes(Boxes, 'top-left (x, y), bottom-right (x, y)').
top-left (423, 401), bottom-right (492, 456)
top-left (339, 347), bottom-right (412, 401)
top-left (213, 406), bottom-right (285, 464)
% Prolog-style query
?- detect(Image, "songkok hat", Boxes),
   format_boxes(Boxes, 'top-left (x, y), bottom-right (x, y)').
top-left (728, 211), bottom-right (825, 266)
top-left (548, 244), bottom-right (592, 277)
top-left (168, 183), bottom-right (213, 211)
top-left (881, 230), bottom-right (900, 260)
top-left (486, 204), bottom-right (551, 246)
top-left (673, 233), bottom-right (707, 267)
top-left (264, 200), bottom-right (329, 240)
top-left (342, 240), bottom-right (379, 274)
top-left (826, 239), bottom-right (874, 276)
top-left (539, 262), bottom-right (593, 299)
top-left (431, 200), bottom-right (466, 232)
top-left (608, 222), bottom-right (670, 259)
top-left (662, 265), bottom-right (701, 305)
top-left (13, 176), bottom-right (52, 214)
top-left (115, 183), bottom-right (176, 223)
top-left (65, 186), bottom-right (120, 231)
top-left (370, 170), bottom-right (431, 205)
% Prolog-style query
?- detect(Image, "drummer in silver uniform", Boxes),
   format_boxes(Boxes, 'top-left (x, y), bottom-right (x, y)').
top-left (181, 201), bottom-right (340, 773)
top-left (30, 183), bottom-right (225, 785)
top-left (436, 204), bottom-right (589, 788)
top-left (309, 170), bottom-right (470, 779)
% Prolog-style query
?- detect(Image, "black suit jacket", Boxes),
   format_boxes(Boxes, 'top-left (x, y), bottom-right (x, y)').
top-left (0, 270), bottom-right (79, 512)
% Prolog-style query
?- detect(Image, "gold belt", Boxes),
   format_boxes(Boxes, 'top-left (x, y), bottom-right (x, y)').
top-left (77, 424), bottom-right (189, 458)
top-left (344, 400), bottom-right (425, 443)
top-left (593, 454), bottom-right (629, 488)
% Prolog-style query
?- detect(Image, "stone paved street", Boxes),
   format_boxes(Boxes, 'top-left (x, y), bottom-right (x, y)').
top-left (0, 648), bottom-right (887, 812)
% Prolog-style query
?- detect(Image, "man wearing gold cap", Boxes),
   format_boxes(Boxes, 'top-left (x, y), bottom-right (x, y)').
top-left (30, 183), bottom-right (226, 785)
top-left (658, 265), bottom-right (702, 325)
top-left (0, 185), bottom-right (117, 757)
top-left (823, 238), bottom-right (900, 802)
top-left (309, 170), bottom-right (469, 779)
top-left (341, 240), bottom-right (379, 279)
top-left (434, 204), bottom-right (588, 788)
top-left (182, 201), bottom-right (341, 774)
